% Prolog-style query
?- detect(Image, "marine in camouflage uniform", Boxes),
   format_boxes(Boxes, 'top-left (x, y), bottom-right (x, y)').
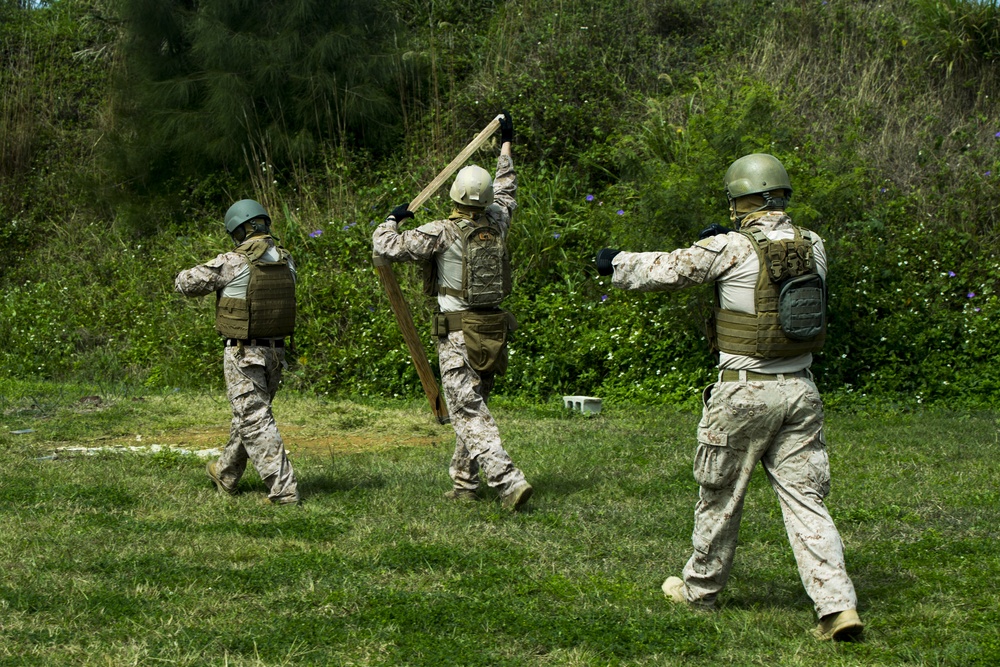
top-left (373, 112), bottom-right (532, 511)
top-left (596, 154), bottom-right (862, 640)
top-left (175, 199), bottom-right (299, 505)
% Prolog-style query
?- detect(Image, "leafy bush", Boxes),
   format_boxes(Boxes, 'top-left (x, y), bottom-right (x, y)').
top-left (2, 0), bottom-right (1000, 409)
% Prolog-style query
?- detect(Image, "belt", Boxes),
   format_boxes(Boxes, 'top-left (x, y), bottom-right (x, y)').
top-left (720, 369), bottom-right (809, 382)
top-left (224, 338), bottom-right (285, 348)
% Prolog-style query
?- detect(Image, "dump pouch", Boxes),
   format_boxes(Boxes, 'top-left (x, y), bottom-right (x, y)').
top-left (462, 311), bottom-right (510, 374)
top-left (431, 310), bottom-right (517, 375)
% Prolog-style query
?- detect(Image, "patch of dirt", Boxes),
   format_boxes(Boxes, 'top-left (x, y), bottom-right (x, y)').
top-left (100, 424), bottom-right (446, 455)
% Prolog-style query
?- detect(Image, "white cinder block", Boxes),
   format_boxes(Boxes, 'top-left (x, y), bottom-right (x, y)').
top-left (562, 395), bottom-right (602, 414)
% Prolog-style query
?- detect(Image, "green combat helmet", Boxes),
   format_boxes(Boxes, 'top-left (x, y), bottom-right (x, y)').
top-left (449, 166), bottom-right (494, 208)
top-left (224, 199), bottom-right (271, 236)
top-left (723, 153), bottom-right (792, 219)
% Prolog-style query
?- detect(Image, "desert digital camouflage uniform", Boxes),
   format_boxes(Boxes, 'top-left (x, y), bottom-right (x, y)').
top-left (372, 152), bottom-right (528, 497)
top-left (175, 239), bottom-right (299, 504)
top-left (611, 210), bottom-right (858, 618)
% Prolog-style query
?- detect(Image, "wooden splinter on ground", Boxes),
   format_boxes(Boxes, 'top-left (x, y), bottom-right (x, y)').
top-left (373, 115), bottom-right (504, 424)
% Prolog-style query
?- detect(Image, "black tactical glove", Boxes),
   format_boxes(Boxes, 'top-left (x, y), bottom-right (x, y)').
top-left (595, 248), bottom-right (621, 276)
top-left (698, 223), bottom-right (732, 240)
top-left (388, 203), bottom-right (414, 223)
top-left (499, 110), bottom-right (514, 145)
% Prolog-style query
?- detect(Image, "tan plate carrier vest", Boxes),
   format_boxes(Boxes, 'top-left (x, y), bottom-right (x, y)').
top-left (215, 237), bottom-right (296, 339)
top-left (712, 226), bottom-right (826, 358)
top-left (423, 209), bottom-right (511, 308)
top-left (423, 210), bottom-right (516, 374)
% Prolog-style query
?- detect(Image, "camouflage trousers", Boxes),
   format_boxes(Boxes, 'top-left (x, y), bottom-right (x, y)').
top-left (216, 345), bottom-right (298, 503)
top-left (437, 330), bottom-right (526, 494)
top-left (681, 373), bottom-right (857, 617)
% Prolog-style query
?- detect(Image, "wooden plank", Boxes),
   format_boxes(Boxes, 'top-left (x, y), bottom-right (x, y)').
top-left (373, 115), bottom-right (503, 424)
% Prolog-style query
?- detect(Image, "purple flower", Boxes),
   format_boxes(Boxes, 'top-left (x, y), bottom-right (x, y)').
top-left (880, 187), bottom-right (888, 193)
top-left (553, 233), bottom-right (561, 239)
top-left (967, 292), bottom-right (976, 298)
top-left (995, 131), bottom-right (1000, 138)
top-left (616, 209), bottom-right (625, 216)
top-left (586, 194), bottom-right (595, 202)
top-left (342, 221), bottom-right (357, 231)
top-left (600, 294), bottom-right (609, 302)
top-left (986, 171), bottom-right (992, 177)
top-left (309, 229), bottom-right (323, 238)
top-left (948, 271), bottom-right (956, 277)
top-left (368, 306), bottom-right (376, 312)
top-left (975, 307), bottom-right (981, 312)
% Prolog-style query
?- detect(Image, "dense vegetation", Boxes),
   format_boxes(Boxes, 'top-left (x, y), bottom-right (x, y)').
top-left (2, 0), bottom-right (999, 406)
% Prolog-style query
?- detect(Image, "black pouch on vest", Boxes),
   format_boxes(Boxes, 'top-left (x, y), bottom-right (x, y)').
top-left (778, 273), bottom-right (825, 341)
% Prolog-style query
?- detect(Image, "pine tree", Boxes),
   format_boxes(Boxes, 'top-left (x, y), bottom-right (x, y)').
top-left (113, 0), bottom-right (413, 184)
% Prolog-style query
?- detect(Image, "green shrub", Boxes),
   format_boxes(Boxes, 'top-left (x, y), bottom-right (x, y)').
top-left (3, 0), bottom-right (1000, 409)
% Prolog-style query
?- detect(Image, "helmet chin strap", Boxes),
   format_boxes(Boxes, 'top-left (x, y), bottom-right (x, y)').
top-left (728, 191), bottom-right (790, 228)
top-left (231, 219), bottom-right (271, 245)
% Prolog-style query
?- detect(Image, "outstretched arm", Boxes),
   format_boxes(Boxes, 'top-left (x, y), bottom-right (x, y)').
top-left (597, 234), bottom-right (742, 292)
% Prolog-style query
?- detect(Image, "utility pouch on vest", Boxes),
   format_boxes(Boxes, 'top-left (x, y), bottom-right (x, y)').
top-left (216, 296), bottom-right (250, 339)
top-left (421, 260), bottom-right (438, 298)
top-left (778, 273), bottom-right (825, 340)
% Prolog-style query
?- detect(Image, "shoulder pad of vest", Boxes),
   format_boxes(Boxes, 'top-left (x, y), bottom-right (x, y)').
top-left (741, 228), bottom-right (769, 245)
top-left (236, 237), bottom-right (273, 261)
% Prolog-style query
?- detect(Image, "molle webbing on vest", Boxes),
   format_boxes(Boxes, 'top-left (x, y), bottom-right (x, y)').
top-left (713, 309), bottom-right (825, 357)
top-left (215, 237), bottom-right (296, 339)
top-left (216, 296), bottom-right (250, 339)
top-left (713, 226), bottom-right (825, 358)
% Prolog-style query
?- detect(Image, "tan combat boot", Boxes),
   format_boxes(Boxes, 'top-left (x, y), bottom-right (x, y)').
top-left (271, 492), bottom-right (301, 506)
top-left (812, 609), bottom-right (864, 641)
top-left (206, 460), bottom-right (236, 495)
top-left (500, 481), bottom-right (533, 511)
top-left (662, 576), bottom-right (687, 604)
top-left (443, 489), bottom-right (480, 502)
top-left (662, 576), bottom-right (714, 611)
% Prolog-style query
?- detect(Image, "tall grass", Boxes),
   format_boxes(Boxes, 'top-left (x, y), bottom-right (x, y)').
top-left (746, 0), bottom-right (1000, 199)
top-left (913, 0), bottom-right (1000, 78)
top-left (0, 31), bottom-right (35, 186)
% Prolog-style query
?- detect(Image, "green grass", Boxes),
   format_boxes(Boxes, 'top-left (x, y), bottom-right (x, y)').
top-left (0, 379), bottom-right (998, 665)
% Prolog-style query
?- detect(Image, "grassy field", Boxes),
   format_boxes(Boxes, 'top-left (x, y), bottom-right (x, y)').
top-left (0, 379), bottom-right (998, 666)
